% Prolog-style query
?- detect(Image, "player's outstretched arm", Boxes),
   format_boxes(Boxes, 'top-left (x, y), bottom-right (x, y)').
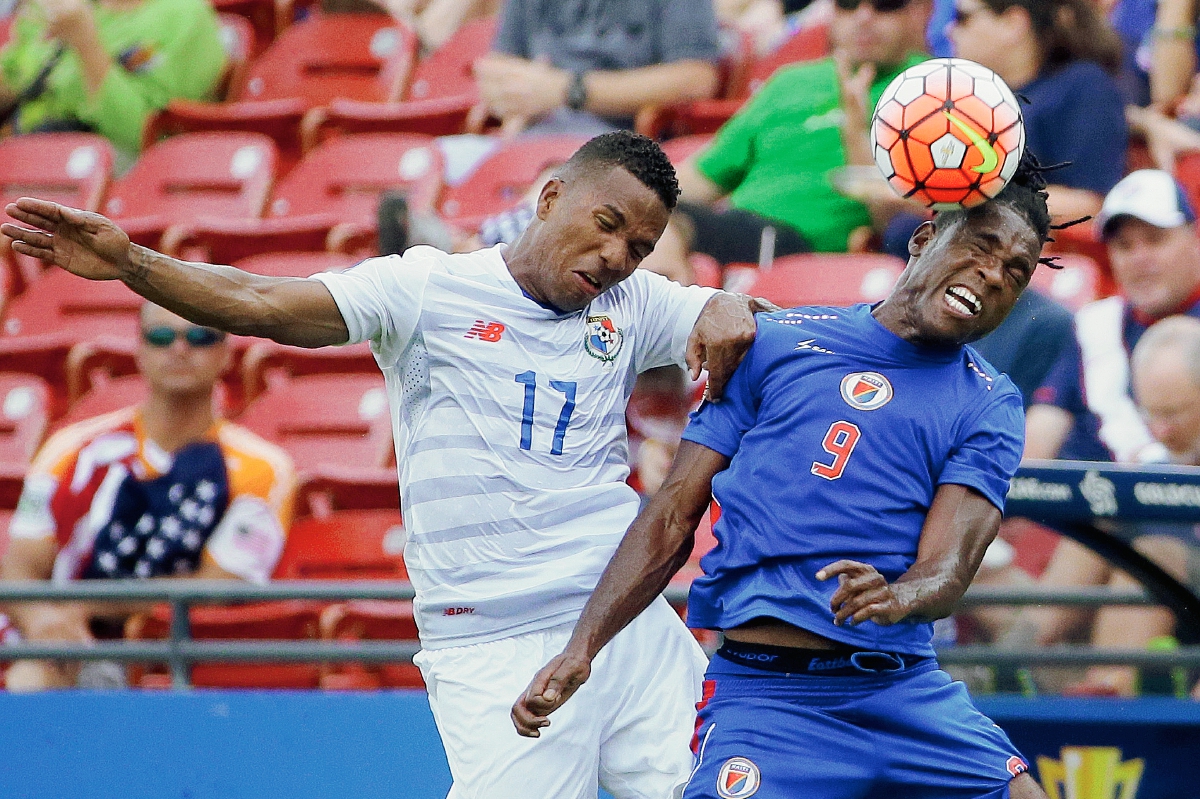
top-left (818, 483), bottom-right (1001, 627)
top-left (686, 293), bottom-right (777, 400)
top-left (511, 441), bottom-right (728, 738)
top-left (2, 199), bottom-right (349, 348)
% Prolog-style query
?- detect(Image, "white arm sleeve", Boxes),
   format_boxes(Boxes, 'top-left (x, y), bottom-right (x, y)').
top-left (310, 247), bottom-right (437, 362)
top-left (626, 270), bottom-right (719, 373)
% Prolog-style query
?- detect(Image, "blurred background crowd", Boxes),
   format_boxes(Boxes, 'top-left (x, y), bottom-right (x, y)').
top-left (0, 0), bottom-right (1197, 699)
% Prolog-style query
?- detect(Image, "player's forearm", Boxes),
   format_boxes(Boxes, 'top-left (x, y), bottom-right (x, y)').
top-left (566, 442), bottom-right (724, 660)
top-left (583, 60), bottom-right (719, 117)
top-left (119, 245), bottom-right (349, 348)
top-left (894, 485), bottom-right (999, 621)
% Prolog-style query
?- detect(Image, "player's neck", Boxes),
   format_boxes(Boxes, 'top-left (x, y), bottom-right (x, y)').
top-left (139, 392), bottom-right (217, 453)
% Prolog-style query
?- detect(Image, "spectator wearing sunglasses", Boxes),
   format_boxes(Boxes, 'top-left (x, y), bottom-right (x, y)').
top-left (0, 303), bottom-right (296, 691)
top-left (673, 0), bottom-right (933, 263)
top-left (949, 0), bottom-right (1127, 223)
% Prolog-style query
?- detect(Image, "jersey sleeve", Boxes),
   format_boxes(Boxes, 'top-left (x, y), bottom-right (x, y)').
top-left (938, 385), bottom-right (1025, 512)
top-left (628, 269), bottom-right (718, 373)
top-left (679, 324), bottom-right (764, 457)
top-left (310, 249), bottom-right (434, 363)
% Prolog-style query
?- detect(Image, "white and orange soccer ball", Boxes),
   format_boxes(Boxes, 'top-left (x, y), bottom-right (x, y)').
top-left (871, 57), bottom-right (1025, 210)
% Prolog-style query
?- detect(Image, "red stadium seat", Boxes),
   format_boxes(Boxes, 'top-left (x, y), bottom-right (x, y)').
top-left (0, 374), bottom-right (50, 508)
top-left (163, 134), bottom-right (444, 262)
top-left (297, 464), bottom-right (399, 515)
top-left (659, 134), bottom-right (713, 167)
top-left (214, 12), bottom-right (257, 101)
top-left (743, 253), bottom-right (905, 307)
top-left (0, 133), bottom-right (114, 298)
top-left (640, 25), bottom-right (829, 138)
top-left (302, 17), bottom-right (498, 147)
top-left (144, 14), bottom-right (418, 174)
top-left (239, 338), bottom-right (376, 405)
top-left (439, 135), bottom-right (591, 232)
top-left (2, 268), bottom-right (142, 341)
top-left (103, 132), bottom-right (278, 248)
top-left (126, 600), bottom-right (324, 688)
top-left (1043, 220), bottom-right (1116, 298)
top-left (234, 251), bottom-right (359, 278)
top-left (1030, 252), bottom-right (1102, 312)
top-left (213, 0), bottom-right (277, 56)
top-left (236, 373), bottom-right (392, 472)
top-left (275, 509), bottom-right (406, 580)
top-left (321, 599), bottom-right (422, 689)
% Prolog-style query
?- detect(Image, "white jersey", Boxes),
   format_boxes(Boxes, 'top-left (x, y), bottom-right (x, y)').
top-left (313, 245), bottom-right (716, 648)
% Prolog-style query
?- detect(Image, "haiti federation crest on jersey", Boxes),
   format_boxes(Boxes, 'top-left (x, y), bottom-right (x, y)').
top-left (584, 314), bottom-right (624, 362)
top-left (840, 371), bottom-right (893, 411)
top-left (716, 757), bottom-right (761, 798)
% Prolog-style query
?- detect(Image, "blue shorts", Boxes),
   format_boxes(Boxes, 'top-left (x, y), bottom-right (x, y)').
top-left (683, 653), bottom-right (1029, 799)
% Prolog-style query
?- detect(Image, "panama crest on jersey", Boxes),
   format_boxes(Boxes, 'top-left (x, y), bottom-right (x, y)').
top-left (840, 371), bottom-right (893, 411)
top-left (716, 757), bottom-right (761, 798)
top-left (584, 313), bottom-right (623, 362)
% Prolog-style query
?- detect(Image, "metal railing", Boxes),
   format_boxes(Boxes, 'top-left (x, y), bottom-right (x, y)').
top-left (2, 580), bottom-right (1198, 690)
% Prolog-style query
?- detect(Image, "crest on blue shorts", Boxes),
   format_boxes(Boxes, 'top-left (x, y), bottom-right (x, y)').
top-left (584, 314), bottom-right (623, 362)
top-left (716, 757), bottom-right (760, 798)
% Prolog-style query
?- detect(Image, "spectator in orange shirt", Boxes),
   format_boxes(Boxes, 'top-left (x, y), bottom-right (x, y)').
top-left (0, 302), bottom-right (296, 691)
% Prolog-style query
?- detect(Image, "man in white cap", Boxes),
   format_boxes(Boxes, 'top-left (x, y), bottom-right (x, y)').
top-left (1005, 169), bottom-right (1200, 656)
top-left (1026, 169), bottom-right (1200, 463)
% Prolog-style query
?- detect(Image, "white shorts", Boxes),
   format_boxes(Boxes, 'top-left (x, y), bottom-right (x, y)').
top-left (414, 596), bottom-right (710, 799)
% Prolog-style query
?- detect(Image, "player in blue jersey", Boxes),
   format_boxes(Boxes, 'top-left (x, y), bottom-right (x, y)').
top-left (512, 152), bottom-right (1058, 799)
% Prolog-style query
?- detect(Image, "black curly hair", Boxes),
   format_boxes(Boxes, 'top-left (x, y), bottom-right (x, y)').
top-left (559, 131), bottom-right (680, 211)
top-left (935, 149), bottom-right (1081, 268)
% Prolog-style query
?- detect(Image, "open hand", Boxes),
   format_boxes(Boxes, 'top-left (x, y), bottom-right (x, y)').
top-left (510, 650), bottom-right (592, 738)
top-left (2, 198), bottom-right (132, 281)
top-left (687, 293), bottom-right (777, 400)
top-left (817, 560), bottom-right (911, 626)
top-left (474, 54), bottom-right (570, 122)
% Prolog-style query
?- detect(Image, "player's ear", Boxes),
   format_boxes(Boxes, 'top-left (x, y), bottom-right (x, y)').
top-left (536, 178), bottom-right (565, 220)
top-left (908, 221), bottom-right (936, 258)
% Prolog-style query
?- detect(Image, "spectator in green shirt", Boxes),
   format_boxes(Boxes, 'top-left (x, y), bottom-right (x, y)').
top-left (0, 0), bottom-right (226, 160)
top-left (675, 0), bottom-right (931, 263)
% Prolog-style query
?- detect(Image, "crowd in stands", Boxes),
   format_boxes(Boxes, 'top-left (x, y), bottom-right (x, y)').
top-left (0, 0), bottom-right (1198, 697)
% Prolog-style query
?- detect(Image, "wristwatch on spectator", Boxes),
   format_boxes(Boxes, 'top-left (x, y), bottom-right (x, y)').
top-left (566, 71), bottom-right (588, 111)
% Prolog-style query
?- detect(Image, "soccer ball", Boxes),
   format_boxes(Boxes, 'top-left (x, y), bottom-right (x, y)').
top-left (871, 58), bottom-right (1025, 210)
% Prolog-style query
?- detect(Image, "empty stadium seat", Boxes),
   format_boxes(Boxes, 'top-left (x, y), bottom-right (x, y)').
top-left (1, 268), bottom-right (142, 341)
top-left (234, 251), bottom-right (359, 278)
top-left (236, 373), bottom-right (391, 472)
top-left (0, 374), bottom-right (50, 508)
top-left (239, 339), bottom-right (376, 404)
top-left (144, 14), bottom-right (418, 174)
top-left (302, 17), bottom-right (498, 147)
top-left (640, 25), bottom-right (829, 138)
top-left (439, 135), bottom-right (592, 232)
top-left (163, 134), bottom-right (444, 261)
top-left (321, 600), bottom-right (422, 689)
top-left (743, 253), bottom-right (906, 307)
top-left (214, 12), bottom-right (256, 101)
top-left (297, 464), bottom-right (399, 515)
top-left (103, 132), bottom-right (278, 248)
top-left (275, 509), bottom-right (406, 580)
top-left (0, 133), bottom-right (115, 297)
top-left (126, 600), bottom-right (324, 689)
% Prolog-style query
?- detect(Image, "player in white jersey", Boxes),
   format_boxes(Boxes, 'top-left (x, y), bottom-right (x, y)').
top-left (4, 132), bottom-right (764, 799)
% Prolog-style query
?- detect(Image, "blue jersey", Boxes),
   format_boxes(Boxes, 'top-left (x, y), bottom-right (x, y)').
top-left (681, 304), bottom-right (1024, 656)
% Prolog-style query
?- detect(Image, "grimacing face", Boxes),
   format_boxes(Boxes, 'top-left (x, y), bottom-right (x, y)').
top-left (896, 203), bottom-right (1041, 346)
top-left (136, 305), bottom-right (231, 397)
top-left (524, 166), bottom-right (670, 313)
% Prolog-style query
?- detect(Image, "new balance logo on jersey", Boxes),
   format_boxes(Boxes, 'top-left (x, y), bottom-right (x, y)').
top-left (465, 320), bottom-right (506, 342)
